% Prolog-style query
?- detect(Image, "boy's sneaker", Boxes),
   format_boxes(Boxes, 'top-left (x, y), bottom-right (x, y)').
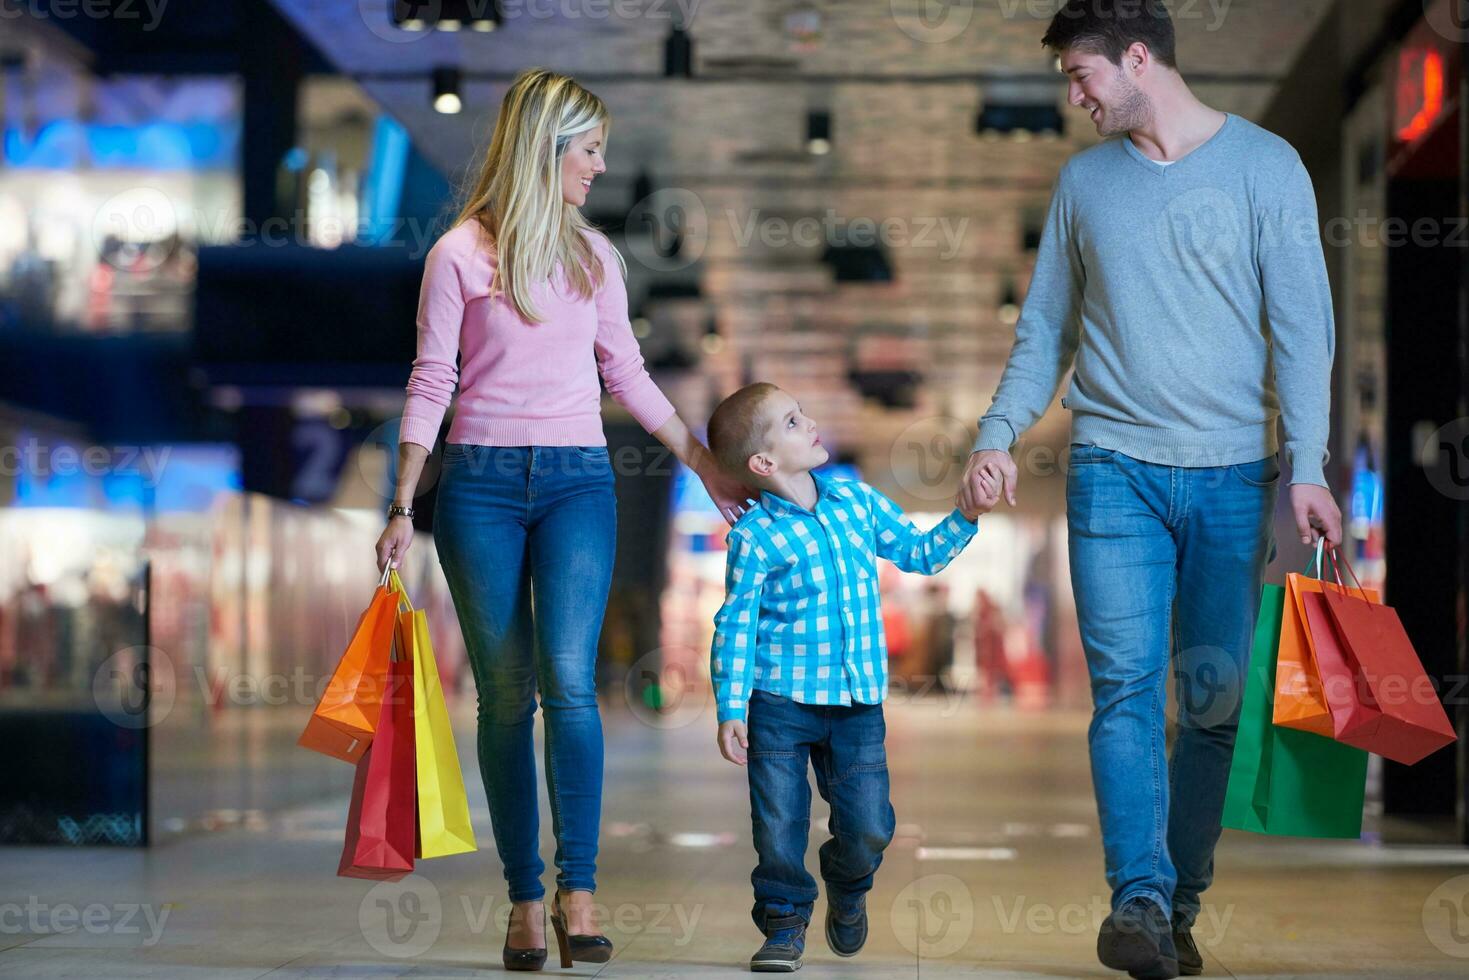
top-left (1097, 897), bottom-right (1179, 980)
top-left (825, 896), bottom-right (867, 957)
top-left (1171, 914), bottom-right (1203, 976)
top-left (751, 912), bottom-right (806, 973)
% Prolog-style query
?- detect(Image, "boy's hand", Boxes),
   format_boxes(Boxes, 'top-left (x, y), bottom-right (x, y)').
top-left (964, 449), bottom-right (1019, 509)
top-left (717, 720), bottom-right (749, 766)
top-left (959, 470), bottom-right (1002, 522)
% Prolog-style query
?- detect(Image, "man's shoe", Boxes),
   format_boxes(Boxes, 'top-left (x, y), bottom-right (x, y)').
top-left (825, 896), bottom-right (867, 957)
top-left (1097, 897), bottom-right (1179, 980)
top-left (1171, 915), bottom-right (1203, 976)
top-left (751, 913), bottom-right (806, 973)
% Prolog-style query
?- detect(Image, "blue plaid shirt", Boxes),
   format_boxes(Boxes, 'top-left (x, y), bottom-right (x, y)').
top-left (710, 471), bottom-right (977, 723)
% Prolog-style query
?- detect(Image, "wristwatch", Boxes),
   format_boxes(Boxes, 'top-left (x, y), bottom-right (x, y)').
top-left (387, 504), bottom-right (415, 520)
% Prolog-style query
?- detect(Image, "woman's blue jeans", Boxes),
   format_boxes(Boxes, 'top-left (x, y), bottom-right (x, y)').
top-left (1067, 444), bottom-right (1279, 928)
top-left (434, 444), bottom-right (617, 902)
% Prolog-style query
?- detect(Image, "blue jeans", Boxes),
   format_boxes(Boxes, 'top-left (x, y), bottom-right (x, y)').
top-left (434, 444), bottom-right (617, 902)
top-left (1066, 445), bottom-right (1279, 927)
top-left (745, 690), bottom-right (897, 930)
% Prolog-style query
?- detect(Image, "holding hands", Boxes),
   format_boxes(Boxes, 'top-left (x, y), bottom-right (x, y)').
top-left (958, 449), bottom-right (1015, 521)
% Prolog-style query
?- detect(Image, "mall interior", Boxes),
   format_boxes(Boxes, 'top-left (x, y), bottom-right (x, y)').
top-left (1, 0), bottom-right (1467, 977)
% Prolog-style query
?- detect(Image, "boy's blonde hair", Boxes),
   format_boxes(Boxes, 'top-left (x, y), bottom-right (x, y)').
top-left (707, 383), bottom-right (782, 479)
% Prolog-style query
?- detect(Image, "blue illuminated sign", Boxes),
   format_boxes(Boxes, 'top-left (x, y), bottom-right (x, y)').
top-left (4, 120), bottom-right (239, 170)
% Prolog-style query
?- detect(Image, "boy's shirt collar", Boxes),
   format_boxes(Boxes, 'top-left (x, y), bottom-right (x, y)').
top-left (758, 469), bottom-right (835, 518)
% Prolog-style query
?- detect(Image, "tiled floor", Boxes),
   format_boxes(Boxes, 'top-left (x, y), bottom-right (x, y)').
top-left (3, 702), bottom-right (1468, 978)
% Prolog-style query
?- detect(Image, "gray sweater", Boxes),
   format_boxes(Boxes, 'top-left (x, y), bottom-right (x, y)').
top-left (975, 113), bottom-right (1335, 487)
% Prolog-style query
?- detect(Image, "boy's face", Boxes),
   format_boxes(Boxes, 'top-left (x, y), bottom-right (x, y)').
top-left (748, 390), bottom-right (830, 479)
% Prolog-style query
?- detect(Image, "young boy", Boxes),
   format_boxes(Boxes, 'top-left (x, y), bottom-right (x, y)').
top-left (706, 383), bottom-right (998, 972)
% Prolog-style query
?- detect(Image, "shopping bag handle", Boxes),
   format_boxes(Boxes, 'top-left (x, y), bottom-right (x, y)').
top-left (378, 562), bottom-right (393, 588)
top-left (1304, 538), bottom-right (1325, 578)
top-left (388, 568), bottom-right (416, 614)
top-left (1325, 545), bottom-right (1371, 604)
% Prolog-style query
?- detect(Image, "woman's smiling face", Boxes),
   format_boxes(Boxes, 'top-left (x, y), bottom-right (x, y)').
top-left (560, 124), bottom-right (607, 207)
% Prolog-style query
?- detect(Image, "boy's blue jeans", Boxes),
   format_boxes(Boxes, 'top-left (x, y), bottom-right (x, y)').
top-left (1066, 444), bottom-right (1279, 927)
top-left (745, 690), bottom-right (896, 931)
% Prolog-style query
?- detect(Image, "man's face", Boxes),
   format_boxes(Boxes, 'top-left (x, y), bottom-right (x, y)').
top-left (1060, 47), bottom-right (1152, 137)
top-left (750, 390), bottom-right (830, 478)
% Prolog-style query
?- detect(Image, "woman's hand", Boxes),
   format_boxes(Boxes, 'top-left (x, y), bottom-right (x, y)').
top-left (375, 516), bottom-right (414, 574)
top-left (698, 463), bottom-right (758, 526)
top-left (648, 413), bottom-right (758, 525)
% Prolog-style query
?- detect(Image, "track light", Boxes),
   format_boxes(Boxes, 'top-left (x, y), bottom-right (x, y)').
top-left (976, 102), bottom-right (1065, 139)
top-left (999, 278), bottom-right (1021, 325)
top-left (394, 1), bottom-right (501, 33)
top-left (806, 110), bottom-right (832, 156)
top-left (701, 313), bottom-right (723, 355)
top-left (433, 67), bottom-right (462, 115)
top-left (665, 23), bottom-right (693, 78)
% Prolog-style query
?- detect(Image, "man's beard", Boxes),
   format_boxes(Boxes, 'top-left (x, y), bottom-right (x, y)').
top-left (1099, 70), bottom-right (1153, 135)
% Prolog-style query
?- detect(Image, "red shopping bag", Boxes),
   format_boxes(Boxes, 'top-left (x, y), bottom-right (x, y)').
top-left (1301, 592), bottom-right (1381, 740)
top-left (299, 565), bottom-right (399, 762)
top-left (338, 622), bottom-right (417, 880)
top-left (1306, 549), bottom-right (1456, 766)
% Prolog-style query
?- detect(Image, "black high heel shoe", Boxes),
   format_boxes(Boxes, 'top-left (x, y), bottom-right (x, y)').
top-left (550, 891), bottom-right (613, 967)
top-left (502, 901), bottom-right (548, 972)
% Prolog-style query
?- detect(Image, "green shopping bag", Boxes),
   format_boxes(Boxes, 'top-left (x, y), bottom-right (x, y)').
top-left (1222, 583), bottom-right (1367, 838)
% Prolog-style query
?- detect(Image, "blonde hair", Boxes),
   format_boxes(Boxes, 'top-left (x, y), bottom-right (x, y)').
top-left (454, 68), bottom-right (620, 322)
top-left (707, 383), bottom-right (783, 478)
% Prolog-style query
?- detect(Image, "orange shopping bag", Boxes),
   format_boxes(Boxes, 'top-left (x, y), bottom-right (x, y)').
top-left (298, 564), bottom-right (400, 762)
top-left (1273, 542), bottom-right (1378, 736)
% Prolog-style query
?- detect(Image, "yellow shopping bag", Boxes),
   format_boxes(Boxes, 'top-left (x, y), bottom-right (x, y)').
top-left (391, 571), bottom-right (478, 859)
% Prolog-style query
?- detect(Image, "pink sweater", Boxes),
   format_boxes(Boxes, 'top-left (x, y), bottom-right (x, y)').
top-left (399, 221), bottom-right (678, 451)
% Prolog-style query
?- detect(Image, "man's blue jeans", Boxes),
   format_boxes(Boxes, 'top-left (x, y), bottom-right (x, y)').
top-left (434, 444), bottom-right (617, 902)
top-left (745, 690), bottom-right (897, 930)
top-left (1066, 444), bottom-right (1279, 927)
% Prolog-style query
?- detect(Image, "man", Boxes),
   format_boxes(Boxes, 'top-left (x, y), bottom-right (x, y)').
top-left (960, 3), bottom-right (1342, 979)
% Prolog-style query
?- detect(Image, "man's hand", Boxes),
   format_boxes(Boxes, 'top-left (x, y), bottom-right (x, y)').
top-left (962, 449), bottom-right (1019, 512)
top-left (958, 471), bottom-right (1001, 522)
top-left (717, 720), bottom-right (748, 766)
top-left (1290, 483), bottom-right (1343, 548)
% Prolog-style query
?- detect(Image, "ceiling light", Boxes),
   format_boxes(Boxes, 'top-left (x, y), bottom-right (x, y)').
top-left (665, 23), bottom-right (693, 78)
top-left (393, 1), bottom-right (501, 32)
top-left (433, 67), bottom-right (462, 115)
top-left (807, 110), bottom-right (832, 156)
top-left (976, 102), bottom-right (1066, 139)
top-left (999, 278), bottom-right (1021, 325)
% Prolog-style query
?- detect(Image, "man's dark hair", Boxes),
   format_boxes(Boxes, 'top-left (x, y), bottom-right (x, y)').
top-left (1042, 0), bottom-right (1178, 70)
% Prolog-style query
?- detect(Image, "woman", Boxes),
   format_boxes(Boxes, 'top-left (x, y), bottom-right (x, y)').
top-left (374, 68), bottom-right (751, 971)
